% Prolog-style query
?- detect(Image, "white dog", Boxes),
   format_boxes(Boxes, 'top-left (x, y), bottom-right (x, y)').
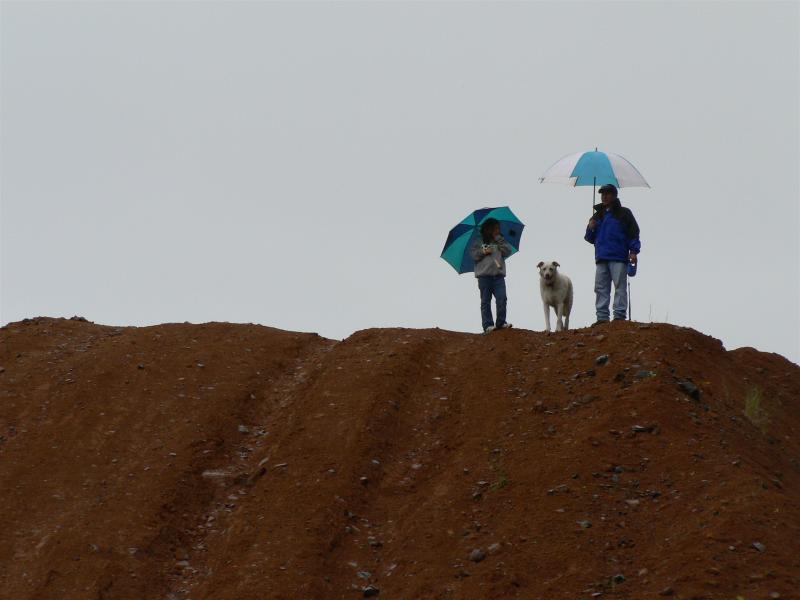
top-left (537, 261), bottom-right (573, 332)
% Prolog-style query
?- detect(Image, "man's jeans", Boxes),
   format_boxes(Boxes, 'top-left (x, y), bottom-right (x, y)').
top-left (478, 275), bottom-right (507, 331)
top-left (595, 261), bottom-right (628, 321)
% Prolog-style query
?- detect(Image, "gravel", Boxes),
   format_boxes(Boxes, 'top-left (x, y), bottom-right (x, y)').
top-left (362, 585), bottom-right (380, 597)
top-left (677, 379), bottom-right (701, 400)
top-left (469, 548), bottom-right (486, 563)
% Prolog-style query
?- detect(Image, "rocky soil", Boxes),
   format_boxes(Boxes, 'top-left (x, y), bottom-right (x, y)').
top-left (1, 317), bottom-right (798, 599)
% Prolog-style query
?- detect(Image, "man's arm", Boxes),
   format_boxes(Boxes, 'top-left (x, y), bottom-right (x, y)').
top-left (622, 209), bottom-right (640, 239)
top-left (628, 238), bottom-right (641, 263)
top-left (623, 209), bottom-right (641, 262)
top-left (584, 217), bottom-right (598, 244)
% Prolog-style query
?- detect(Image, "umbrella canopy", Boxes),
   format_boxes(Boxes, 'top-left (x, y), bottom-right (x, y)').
top-left (539, 149), bottom-right (650, 189)
top-left (440, 206), bottom-right (524, 274)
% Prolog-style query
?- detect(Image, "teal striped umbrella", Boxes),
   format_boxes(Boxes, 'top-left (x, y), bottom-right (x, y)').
top-left (440, 206), bottom-right (525, 274)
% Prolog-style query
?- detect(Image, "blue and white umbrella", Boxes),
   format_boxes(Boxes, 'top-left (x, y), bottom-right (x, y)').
top-left (539, 148), bottom-right (649, 209)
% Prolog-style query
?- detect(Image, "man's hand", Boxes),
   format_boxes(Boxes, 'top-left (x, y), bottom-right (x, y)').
top-left (629, 252), bottom-right (638, 265)
top-left (587, 219), bottom-right (597, 231)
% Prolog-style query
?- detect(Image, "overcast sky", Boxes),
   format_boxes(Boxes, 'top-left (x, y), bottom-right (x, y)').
top-left (2, 1), bottom-right (798, 363)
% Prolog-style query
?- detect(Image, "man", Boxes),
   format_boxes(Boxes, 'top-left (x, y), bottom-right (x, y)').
top-left (584, 184), bottom-right (641, 324)
top-left (469, 218), bottom-right (513, 334)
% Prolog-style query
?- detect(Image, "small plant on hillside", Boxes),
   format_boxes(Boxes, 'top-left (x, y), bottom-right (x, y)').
top-left (489, 469), bottom-right (509, 491)
top-left (743, 387), bottom-right (769, 431)
top-left (484, 446), bottom-right (510, 492)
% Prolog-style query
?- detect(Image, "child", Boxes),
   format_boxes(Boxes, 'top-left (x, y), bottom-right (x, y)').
top-left (469, 218), bottom-right (513, 334)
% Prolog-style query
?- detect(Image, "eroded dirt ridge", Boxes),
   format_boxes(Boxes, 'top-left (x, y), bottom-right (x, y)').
top-left (1, 317), bottom-right (798, 599)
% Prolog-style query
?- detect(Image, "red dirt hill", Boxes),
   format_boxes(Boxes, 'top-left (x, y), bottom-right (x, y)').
top-left (1, 317), bottom-right (798, 600)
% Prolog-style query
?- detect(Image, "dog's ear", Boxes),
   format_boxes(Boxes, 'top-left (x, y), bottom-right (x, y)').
top-left (537, 261), bottom-right (544, 268)
top-left (552, 261), bottom-right (560, 268)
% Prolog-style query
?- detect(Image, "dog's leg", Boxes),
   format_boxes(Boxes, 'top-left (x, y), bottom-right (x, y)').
top-left (564, 280), bottom-right (573, 331)
top-left (556, 303), bottom-right (564, 332)
top-left (543, 304), bottom-right (551, 333)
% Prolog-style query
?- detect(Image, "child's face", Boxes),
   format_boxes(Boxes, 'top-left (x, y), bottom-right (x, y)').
top-left (492, 224), bottom-right (501, 237)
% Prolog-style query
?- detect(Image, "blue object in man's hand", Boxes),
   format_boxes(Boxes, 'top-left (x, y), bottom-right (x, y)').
top-left (627, 261), bottom-right (637, 277)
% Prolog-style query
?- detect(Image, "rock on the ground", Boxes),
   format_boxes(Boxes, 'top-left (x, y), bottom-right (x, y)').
top-left (677, 379), bottom-right (701, 400)
top-left (632, 424), bottom-right (655, 433)
top-left (659, 587), bottom-right (675, 596)
top-left (469, 548), bottom-right (486, 562)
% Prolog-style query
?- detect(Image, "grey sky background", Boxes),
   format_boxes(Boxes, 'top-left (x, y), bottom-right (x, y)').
top-left (2, 1), bottom-right (798, 363)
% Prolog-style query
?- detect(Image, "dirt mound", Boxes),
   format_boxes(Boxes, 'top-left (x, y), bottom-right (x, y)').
top-left (1, 317), bottom-right (798, 599)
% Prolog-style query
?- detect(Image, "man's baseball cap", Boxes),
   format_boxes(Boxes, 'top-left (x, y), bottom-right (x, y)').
top-left (598, 184), bottom-right (618, 195)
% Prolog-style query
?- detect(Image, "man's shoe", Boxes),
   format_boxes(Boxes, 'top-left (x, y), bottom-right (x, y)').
top-left (497, 323), bottom-right (513, 329)
top-left (591, 320), bottom-right (609, 327)
top-left (483, 325), bottom-right (496, 335)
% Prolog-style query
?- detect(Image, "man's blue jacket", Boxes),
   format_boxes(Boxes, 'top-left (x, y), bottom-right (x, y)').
top-left (584, 198), bottom-right (641, 262)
